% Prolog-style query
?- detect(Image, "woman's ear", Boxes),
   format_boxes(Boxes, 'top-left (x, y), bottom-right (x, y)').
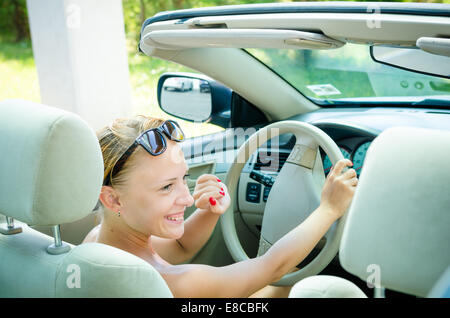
top-left (99, 186), bottom-right (122, 213)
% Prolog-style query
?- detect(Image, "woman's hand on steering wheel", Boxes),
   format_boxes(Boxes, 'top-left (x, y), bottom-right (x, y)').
top-left (320, 159), bottom-right (358, 220)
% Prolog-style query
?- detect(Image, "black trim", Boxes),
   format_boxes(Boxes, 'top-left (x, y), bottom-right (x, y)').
top-left (313, 123), bottom-right (378, 140)
top-left (316, 100), bottom-right (450, 110)
top-left (230, 93), bottom-right (269, 128)
top-left (143, 2), bottom-right (450, 28)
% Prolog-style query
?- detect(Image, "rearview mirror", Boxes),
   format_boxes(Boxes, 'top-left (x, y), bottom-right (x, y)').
top-left (371, 45), bottom-right (450, 78)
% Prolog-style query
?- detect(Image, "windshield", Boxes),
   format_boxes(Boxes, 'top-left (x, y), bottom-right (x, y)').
top-left (246, 44), bottom-right (450, 107)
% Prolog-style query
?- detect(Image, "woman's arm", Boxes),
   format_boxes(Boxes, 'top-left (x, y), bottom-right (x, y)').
top-left (160, 204), bottom-right (337, 297)
top-left (161, 159), bottom-right (358, 297)
top-left (265, 159), bottom-right (357, 279)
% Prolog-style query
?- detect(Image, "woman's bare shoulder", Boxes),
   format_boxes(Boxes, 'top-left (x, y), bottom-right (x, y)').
top-left (82, 224), bottom-right (101, 244)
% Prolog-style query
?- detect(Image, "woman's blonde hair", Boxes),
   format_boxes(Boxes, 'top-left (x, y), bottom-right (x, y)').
top-left (94, 115), bottom-right (167, 218)
top-left (94, 115), bottom-right (164, 219)
top-left (93, 115), bottom-right (185, 231)
top-left (97, 115), bottom-right (166, 189)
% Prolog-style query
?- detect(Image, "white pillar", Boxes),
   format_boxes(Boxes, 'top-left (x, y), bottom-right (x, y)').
top-left (27, 0), bottom-right (132, 130)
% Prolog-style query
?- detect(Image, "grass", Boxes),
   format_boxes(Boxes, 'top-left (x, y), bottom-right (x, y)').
top-left (0, 40), bottom-right (40, 104)
top-left (0, 36), bottom-right (224, 138)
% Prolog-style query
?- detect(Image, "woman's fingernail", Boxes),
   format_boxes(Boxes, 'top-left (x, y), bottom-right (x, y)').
top-left (209, 197), bottom-right (216, 205)
top-left (219, 191), bottom-right (225, 196)
top-left (221, 187), bottom-right (224, 191)
top-left (217, 178), bottom-right (221, 182)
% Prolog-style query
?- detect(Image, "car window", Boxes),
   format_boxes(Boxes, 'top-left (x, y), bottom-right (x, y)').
top-left (246, 43), bottom-right (450, 107)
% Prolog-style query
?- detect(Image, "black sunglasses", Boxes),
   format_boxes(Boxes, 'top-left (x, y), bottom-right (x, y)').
top-left (103, 120), bottom-right (185, 186)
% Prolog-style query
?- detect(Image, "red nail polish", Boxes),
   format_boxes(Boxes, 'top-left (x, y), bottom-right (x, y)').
top-left (221, 187), bottom-right (224, 191)
top-left (209, 197), bottom-right (216, 205)
top-left (220, 191), bottom-right (225, 196)
top-left (217, 178), bottom-right (221, 182)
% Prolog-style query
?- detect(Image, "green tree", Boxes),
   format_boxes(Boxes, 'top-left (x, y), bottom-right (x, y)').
top-left (0, 0), bottom-right (29, 42)
top-left (1, 0), bottom-right (447, 43)
top-left (123, 0), bottom-right (278, 42)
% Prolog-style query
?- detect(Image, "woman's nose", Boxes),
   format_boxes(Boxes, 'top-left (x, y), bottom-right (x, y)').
top-left (178, 185), bottom-right (194, 207)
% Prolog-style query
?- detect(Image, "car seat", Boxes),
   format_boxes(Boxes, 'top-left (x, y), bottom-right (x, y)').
top-left (290, 126), bottom-right (450, 298)
top-left (0, 99), bottom-right (173, 297)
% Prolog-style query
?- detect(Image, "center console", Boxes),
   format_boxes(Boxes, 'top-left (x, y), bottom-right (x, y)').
top-left (238, 149), bottom-right (291, 214)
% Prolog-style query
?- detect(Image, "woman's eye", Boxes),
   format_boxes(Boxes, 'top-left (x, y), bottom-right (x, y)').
top-left (161, 174), bottom-right (189, 191)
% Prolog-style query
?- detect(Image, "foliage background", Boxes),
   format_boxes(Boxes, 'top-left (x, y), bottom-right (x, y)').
top-left (0, 0), bottom-right (448, 135)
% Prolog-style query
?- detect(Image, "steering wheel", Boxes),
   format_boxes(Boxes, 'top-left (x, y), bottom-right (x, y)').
top-left (221, 121), bottom-right (348, 286)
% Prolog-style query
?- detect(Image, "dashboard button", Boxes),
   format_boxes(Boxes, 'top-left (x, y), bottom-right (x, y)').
top-left (246, 182), bottom-right (261, 203)
top-left (263, 186), bottom-right (271, 202)
top-left (250, 170), bottom-right (275, 187)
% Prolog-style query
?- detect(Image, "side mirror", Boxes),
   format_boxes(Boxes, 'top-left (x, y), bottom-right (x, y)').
top-left (157, 73), bottom-right (232, 128)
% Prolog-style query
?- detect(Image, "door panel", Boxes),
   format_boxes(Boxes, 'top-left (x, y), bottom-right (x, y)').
top-left (185, 160), bottom-right (216, 219)
top-left (187, 161), bottom-right (216, 187)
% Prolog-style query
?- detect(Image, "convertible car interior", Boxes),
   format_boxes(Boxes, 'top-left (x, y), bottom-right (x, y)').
top-left (0, 2), bottom-right (449, 298)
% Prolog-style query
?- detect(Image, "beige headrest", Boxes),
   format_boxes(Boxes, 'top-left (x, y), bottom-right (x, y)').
top-left (0, 99), bottom-right (103, 225)
top-left (340, 126), bottom-right (450, 297)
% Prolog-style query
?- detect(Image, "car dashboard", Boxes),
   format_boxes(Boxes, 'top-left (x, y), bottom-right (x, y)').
top-left (183, 106), bottom-right (450, 238)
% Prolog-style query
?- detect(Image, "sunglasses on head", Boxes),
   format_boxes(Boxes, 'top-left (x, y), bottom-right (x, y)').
top-left (103, 120), bottom-right (185, 186)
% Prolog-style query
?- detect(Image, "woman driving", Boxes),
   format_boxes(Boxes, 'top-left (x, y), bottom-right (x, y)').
top-left (83, 115), bottom-right (358, 298)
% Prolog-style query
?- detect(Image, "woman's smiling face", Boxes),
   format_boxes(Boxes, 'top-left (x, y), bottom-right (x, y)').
top-left (116, 140), bottom-right (194, 239)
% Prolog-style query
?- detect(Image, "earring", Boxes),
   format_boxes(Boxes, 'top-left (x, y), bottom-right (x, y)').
top-left (117, 210), bottom-right (121, 217)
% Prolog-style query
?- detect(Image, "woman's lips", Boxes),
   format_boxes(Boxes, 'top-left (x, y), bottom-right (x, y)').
top-left (164, 211), bottom-right (184, 223)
